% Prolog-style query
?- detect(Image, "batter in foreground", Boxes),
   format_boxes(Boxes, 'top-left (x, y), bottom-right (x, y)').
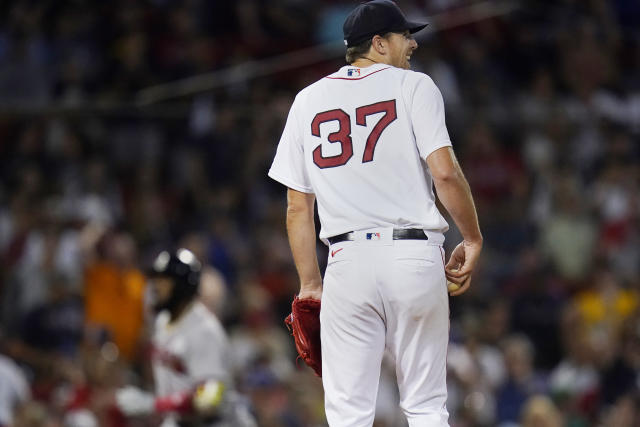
top-left (269, 1), bottom-right (482, 425)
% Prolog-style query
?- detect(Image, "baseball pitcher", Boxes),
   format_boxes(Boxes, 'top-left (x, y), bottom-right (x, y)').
top-left (269, 1), bottom-right (482, 426)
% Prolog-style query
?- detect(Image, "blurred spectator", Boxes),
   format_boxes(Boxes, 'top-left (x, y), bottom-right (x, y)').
top-left (599, 309), bottom-right (640, 407)
top-left (540, 172), bottom-right (597, 283)
top-left (574, 267), bottom-right (638, 361)
top-left (21, 273), bottom-right (83, 358)
top-left (230, 280), bottom-right (294, 380)
top-left (520, 395), bottom-right (563, 427)
top-left (447, 310), bottom-right (506, 425)
top-left (84, 231), bottom-right (146, 361)
top-left (496, 334), bottom-right (546, 426)
top-left (509, 248), bottom-right (565, 369)
top-left (0, 340), bottom-right (30, 427)
top-left (549, 304), bottom-right (600, 425)
top-left (598, 394), bottom-right (639, 427)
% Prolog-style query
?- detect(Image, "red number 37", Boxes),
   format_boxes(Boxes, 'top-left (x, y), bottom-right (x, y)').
top-left (311, 100), bottom-right (396, 169)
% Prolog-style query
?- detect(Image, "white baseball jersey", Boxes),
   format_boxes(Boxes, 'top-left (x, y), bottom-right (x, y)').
top-left (268, 63), bottom-right (452, 241)
top-left (152, 301), bottom-right (231, 396)
top-left (270, 63), bottom-right (454, 426)
top-left (151, 302), bottom-right (256, 427)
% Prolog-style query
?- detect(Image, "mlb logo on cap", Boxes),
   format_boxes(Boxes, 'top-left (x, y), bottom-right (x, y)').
top-left (366, 232), bottom-right (381, 240)
top-left (347, 68), bottom-right (361, 77)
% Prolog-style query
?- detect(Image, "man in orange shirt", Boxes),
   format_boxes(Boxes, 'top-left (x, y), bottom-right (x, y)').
top-left (84, 232), bottom-right (145, 361)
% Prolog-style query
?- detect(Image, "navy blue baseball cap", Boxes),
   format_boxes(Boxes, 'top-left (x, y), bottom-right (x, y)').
top-left (343, 0), bottom-right (428, 47)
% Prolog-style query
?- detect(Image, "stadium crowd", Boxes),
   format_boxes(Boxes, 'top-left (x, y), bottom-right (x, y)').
top-left (1, 0), bottom-right (639, 426)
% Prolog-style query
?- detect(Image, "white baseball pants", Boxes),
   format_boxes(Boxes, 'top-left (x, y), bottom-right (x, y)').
top-left (320, 228), bottom-right (450, 427)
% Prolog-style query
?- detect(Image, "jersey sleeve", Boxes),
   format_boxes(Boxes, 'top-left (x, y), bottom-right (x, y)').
top-left (406, 73), bottom-right (452, 159)
top-left (268, 96), bottom-right (314, 193)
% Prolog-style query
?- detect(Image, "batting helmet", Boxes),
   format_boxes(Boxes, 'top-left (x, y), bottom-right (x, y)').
top-left (149, 248), bottom-right (202, 313)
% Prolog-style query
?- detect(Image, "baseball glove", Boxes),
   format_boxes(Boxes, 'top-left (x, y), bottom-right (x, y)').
top-left (285, 296), bottom-right (322, 377)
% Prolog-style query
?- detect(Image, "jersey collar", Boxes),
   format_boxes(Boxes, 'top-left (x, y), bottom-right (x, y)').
top-left (326, 63), bottom-right (392, 80)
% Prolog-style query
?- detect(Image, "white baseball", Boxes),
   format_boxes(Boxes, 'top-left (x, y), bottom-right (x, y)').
top-left (447, 281), bottom-right (460, 292)
top-left (447, 269), bottom-right (460, 292)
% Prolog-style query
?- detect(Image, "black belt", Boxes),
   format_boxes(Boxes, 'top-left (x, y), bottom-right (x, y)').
top-left (328, 228), bottom-right (428, 245)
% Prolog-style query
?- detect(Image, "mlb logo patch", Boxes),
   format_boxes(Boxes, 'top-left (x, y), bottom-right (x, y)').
top-left (347, 68), bottom-right (361, 77)
top-left (366, 232), bottom-right (381, 240)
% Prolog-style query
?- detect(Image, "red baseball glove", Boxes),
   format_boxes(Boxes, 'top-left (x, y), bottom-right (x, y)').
top-left (285, 296), bottom-right (322, 377)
